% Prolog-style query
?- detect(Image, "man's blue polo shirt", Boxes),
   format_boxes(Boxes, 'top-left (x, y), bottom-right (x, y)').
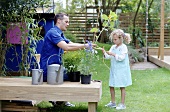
top-left (40, 26), bottom-right (70, 82)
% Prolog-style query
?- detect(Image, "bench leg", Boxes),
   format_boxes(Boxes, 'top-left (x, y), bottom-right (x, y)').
top-left (88, 102), bottom-right (97, 112)
top-left (0, 100), bottom-right (1, 112)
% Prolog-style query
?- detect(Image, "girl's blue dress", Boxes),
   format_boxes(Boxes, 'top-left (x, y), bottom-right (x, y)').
top-left (104, 44), bottom-right (132, 87)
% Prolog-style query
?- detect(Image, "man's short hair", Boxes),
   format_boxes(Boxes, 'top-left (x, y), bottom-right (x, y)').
top-left (54, 13), bottom-right (69, 25)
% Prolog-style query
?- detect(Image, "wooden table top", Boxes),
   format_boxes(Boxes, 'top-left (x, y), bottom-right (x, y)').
top-left (0, 77), bottom-right (102, 102)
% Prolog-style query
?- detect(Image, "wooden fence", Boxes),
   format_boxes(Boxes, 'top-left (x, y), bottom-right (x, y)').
top-left (68, 6), bottom-right (98, 43)
top-left (119, 13), bottom-right (170, 46)
top-left (68, 7), bottom-right (170, 45)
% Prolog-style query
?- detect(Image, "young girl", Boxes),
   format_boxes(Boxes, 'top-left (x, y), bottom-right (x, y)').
top-left (102, 29), bottom-right (132, 110)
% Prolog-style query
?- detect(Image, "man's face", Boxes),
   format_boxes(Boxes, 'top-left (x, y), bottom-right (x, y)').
top-left (57, 15), bottom-right (69, 31)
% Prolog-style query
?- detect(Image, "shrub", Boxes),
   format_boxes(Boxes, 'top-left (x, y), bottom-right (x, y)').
top-left (63, 50), bottom-right (82, 72)
top-left (64, 31), bottom-right (77, 42)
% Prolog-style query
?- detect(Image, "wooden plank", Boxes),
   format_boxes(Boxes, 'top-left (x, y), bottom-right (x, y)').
top-left (147, 47), bottom-right (170, 55)
top-left (2, 101), bottom-right (38, 112)
top-left (147, 36), bottom-right (169, 38)
top-left (70, 12), bottom-right (98, 14)
top-left (147, 39), bottom-right (169, 43)
top-left (148, 55), bottom-right (170, 70)
top-left (0, 78), bottom-right (102, 102)
top-left (70, 15), bottom-right (98, 18)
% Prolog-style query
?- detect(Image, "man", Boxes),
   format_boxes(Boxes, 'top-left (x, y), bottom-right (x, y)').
top-left (40, 13), bottom-right (96, 107)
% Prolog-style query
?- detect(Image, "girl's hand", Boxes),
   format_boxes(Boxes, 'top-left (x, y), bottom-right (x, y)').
top-left (102, 47), bottom-right (106, 54)
top-left (106, 51), bottom-right (115, 56)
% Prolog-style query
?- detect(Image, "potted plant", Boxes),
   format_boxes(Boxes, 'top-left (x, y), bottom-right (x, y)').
top-left (63, 51), bottom-right (82, 82)
top-left (78, 41), bottom-right (99, 84)
top-left (78, 11), bottom-right (118, 84)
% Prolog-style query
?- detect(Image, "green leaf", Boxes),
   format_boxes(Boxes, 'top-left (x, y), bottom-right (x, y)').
top-left (101, 14), bottom-right (108, 20)
top-left (90, 28), bottom-right (98, 32)
top-left (109, 22), bottom-right (114, 30)
top-left (109, 11), bottom-right (117, 21)
top-left (102, 21), bottom-right (108, 27)
top-left (95, 36), bottom-right (99, 39)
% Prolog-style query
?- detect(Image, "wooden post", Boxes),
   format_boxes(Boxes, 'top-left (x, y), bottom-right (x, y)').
top-left (145, 0), bottom-right (148, 61)
top-left (0, 100), bottom-right (1, 112)
top-left (158, 0), bottom-right (165, 60)
top-left (85, 6), bottom-right (87, 40)
top-left (88, 102), bottom-right (97, 112)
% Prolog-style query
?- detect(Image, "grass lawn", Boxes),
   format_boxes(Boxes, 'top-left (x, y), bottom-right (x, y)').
top-left (48, 43), bottom-right (170, 112)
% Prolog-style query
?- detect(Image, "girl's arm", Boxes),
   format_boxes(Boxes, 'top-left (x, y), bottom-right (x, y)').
top-left (114, 45), bottom-right (128, 61)
top-left (104, 44), bottom-right (127, 61)
top-left (115, 53), bottom-right (126, 61)
top-left (102, 46), bottom-right (114, 59)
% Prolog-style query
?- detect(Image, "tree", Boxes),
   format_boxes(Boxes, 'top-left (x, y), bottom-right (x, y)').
top-left (132, 0), bottom-right (142, 48)
top-left (95, 0), bottom-right (122, 42)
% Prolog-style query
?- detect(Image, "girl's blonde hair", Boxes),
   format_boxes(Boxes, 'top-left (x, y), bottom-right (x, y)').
top-left (109, 29), bottom-right (131, 44)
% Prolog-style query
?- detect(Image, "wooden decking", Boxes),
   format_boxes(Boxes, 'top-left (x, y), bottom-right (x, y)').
top-left (148, 55), bottom-right (170, 70)
top-left (147, 47), bottom-right (170, 70)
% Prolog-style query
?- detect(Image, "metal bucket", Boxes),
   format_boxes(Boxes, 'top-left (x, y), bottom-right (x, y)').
top-left (32, 69), bottom-right (43, 85)
top-left (47, 64), bottom-right (63, 85)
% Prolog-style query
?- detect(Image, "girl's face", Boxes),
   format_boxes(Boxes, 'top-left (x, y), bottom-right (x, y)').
top-left (113, 34), bottom-right (122, 46)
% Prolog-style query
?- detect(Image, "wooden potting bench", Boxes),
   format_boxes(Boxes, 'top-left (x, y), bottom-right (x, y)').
top-left (0, 77), bottom-right (102, 112)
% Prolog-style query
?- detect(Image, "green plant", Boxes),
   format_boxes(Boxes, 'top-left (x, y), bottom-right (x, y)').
top-left (36, 101), bottom-right (53, 108)
top-left (0, 0), bottom-right (49, 76)
top-left (63, 51), bottom-right (82, 72)
top-left (90, 10), bottom-right (118, 42)
top-left (78, 41), bottom-right (99, 75)
top-left (128, 45), bottom-right (144, 63)
top-left (64, 30), bottom-right (77, 42)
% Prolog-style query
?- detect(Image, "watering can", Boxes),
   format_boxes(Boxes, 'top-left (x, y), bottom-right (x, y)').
top-left (32, 69), bottom-right (43, 85)
top-left (32, 54), bottom-right (43, 85)
top-left (47, 54), bottom-right (64, 85)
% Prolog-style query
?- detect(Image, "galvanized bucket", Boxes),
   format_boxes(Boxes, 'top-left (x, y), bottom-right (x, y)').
top-left (47, 54), bottom-right (64, 85)
top-left (32, 69), bottom-right (43, 85)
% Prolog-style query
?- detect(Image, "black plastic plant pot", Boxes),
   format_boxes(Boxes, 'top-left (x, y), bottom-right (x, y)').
top-left (69, 71), bottom-right (80, 82)
top-left (80, 74), bottom-right (91, 84)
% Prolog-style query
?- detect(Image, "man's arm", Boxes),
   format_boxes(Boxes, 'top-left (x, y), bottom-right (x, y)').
top-left (57, 41), bottom-right (94, 51)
